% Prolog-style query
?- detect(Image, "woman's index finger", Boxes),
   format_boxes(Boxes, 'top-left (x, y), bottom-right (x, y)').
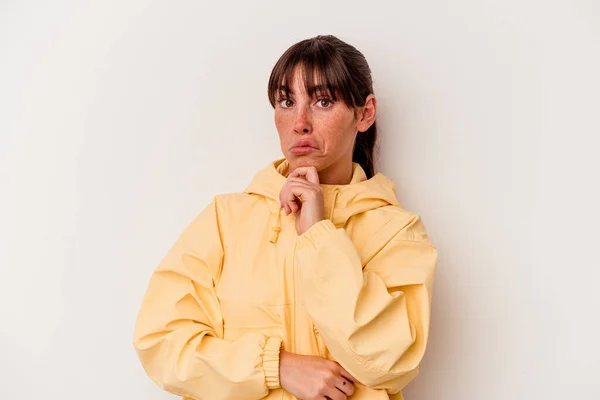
top-left (337, 364), bottom-right (358, 384)
top-left (289, 166), bottom-right (320, 184)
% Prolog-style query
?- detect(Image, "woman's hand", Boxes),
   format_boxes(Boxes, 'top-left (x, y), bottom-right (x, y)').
top-left (279, 166), bottom-right (325, 235)
top-left (279, 350), bottom-right (356, 400)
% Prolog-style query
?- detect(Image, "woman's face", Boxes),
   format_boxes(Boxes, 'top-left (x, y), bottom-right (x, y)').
top-left (274, 66), bottom-right (374, 178)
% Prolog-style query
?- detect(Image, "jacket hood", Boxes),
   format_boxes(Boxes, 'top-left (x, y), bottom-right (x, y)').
top-left (244, 158), bottom-right (400, 243)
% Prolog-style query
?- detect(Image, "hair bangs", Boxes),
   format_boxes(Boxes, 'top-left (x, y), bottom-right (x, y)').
top-left (268, 39), bottom-right (359, 108)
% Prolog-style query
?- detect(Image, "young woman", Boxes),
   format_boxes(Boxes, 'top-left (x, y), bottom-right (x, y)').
top-left (134, 35), bottom-right (438, 400)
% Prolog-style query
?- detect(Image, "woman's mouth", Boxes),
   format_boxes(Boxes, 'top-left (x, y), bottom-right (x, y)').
top-left (290, 140), bottom-right (318, 155)
top-left (290, 146), bottom-right (317, 155)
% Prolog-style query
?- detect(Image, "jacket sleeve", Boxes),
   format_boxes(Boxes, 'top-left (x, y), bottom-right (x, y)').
top-left (295, 215), bottom-right (437, 393)
top-left (133, 198), bottom-right (282, 400)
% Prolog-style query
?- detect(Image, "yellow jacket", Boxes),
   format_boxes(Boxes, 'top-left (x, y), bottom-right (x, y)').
top-left (133, 158), bottom-right (438, 400)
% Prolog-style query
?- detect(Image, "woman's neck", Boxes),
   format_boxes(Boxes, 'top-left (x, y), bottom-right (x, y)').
top-left (318, 162), bottom-right (353, 185)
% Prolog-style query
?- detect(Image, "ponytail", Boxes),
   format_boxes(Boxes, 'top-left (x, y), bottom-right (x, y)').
top-left (353, 121), bottom-right (377, 179)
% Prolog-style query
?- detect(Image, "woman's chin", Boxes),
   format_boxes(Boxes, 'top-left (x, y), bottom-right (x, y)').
top-left (287, 156), bottom-right (323, 170)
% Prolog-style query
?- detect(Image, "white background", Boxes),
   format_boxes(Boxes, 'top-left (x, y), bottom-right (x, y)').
top-left (1, 1), bottom-right (599, 399)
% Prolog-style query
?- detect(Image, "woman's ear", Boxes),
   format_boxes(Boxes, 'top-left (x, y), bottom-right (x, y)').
top-left (356, 94), bottom-right (377, 132)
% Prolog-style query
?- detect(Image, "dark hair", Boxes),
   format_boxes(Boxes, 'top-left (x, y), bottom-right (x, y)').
top-left (267, 35), bottom-right (377, 178)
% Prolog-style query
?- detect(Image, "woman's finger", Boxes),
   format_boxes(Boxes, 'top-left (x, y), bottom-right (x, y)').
top-left (279, 182), bottom-right (299, 210)
top-left (288, 183), bottom-right (319, 204)
top-left (286, 178), bottom-right (320, 198)
top-left (286, 176), bottom-right (311, 183)
top-left (279, 173), bottom-right (323, 216)
top-left (336, 364), bottom-right (357, 385)
top-left (280, 188), bottom-right (300, 214)
top-left (289, 166), bottom-right (320, 185)
top-left (280, 181), bottom-right (316, 213)
top-left (334, 376), bottom-right (354, 397)
top-left (283, 198), bottom-right (296, 215)
top-left (323, 386), bottom-right (346, 400)
top-left (287, 199), bottom-right (299, 214)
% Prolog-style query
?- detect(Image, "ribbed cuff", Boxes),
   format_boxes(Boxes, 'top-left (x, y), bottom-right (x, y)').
top-left (296, 219), bottom-right (337, 250)
top-left (263, 337), bottom-right (283, 390)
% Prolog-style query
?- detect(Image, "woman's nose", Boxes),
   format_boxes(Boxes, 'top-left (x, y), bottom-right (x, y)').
top-left (293, 105), bottom-right (312, 134)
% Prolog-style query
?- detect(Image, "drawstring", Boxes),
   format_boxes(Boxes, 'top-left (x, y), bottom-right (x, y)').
top-left (329, 188), bottom-right (340, 221)
top-left (269, 206), bottom-right (283, 244)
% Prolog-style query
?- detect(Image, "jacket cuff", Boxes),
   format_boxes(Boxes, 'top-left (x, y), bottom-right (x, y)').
top-left (263, 336), bottom-right (283, 390)
top-left (296, 219), bottom-right (337, 249)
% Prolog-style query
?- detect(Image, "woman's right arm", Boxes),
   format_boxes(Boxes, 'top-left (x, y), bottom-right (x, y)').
top-left (133, 198), bottom-right (282, 400)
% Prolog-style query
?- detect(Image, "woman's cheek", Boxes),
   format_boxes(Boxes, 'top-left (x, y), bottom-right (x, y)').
top-left (274, 113), bottom-right (286, 130)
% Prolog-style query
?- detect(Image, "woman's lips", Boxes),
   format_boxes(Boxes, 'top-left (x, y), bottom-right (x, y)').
top-left (290, 140), bottom-right (318, 155)
top-left (289, 145), bottom-right (317, 155)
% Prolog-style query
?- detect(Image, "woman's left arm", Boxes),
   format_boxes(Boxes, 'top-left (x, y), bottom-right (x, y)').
top-left (295, 215), bottom-right (438, 394)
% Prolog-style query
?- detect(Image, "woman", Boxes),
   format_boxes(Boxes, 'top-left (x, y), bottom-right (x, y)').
top-left (134, 35), bottom-right (438, 400)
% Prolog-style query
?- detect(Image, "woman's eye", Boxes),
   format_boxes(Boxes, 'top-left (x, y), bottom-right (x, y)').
top-left (318, 98), bottom-right (333, 108)
top-left (279, 99), bottom-right (294, 108)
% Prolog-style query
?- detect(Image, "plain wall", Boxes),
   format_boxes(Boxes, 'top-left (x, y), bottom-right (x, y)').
top-left (1, 1), bottom-right (599, 399)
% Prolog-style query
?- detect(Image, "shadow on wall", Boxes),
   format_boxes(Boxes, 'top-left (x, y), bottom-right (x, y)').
top-left (402, 256), bottom-right (464, 399)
